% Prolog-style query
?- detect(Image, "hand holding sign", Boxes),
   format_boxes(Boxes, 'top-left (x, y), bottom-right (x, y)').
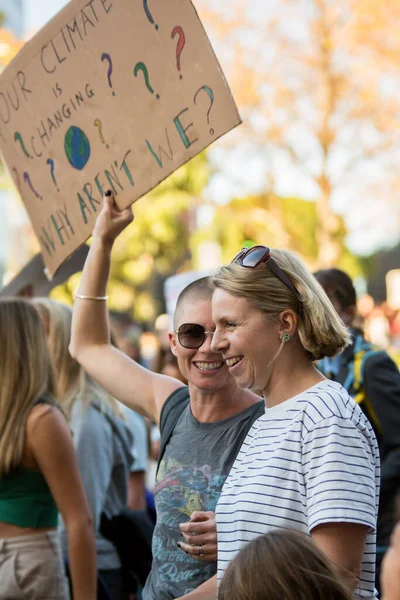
top-left (92, 190), bottom-right (134, 248)
top-left (0, 0), bottom-right (241, 276)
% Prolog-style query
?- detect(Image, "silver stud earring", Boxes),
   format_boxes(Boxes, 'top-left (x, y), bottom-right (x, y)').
top-left (280, 332), bottom-right (291, 343)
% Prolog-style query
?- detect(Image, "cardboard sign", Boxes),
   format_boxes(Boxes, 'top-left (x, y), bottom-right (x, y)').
top-left (0, 244), bottom-right (89, 297)
top-left (0, 0), bottom-right (241, 276)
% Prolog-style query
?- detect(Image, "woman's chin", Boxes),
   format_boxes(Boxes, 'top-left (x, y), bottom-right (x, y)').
top-left (234, 372), bottom-right (255, 390)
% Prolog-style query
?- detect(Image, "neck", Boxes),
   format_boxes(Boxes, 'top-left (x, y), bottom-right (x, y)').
top-left (188, 381), bottom-right (260, 423)
top-left (262, 351), bottom-right (324, 408)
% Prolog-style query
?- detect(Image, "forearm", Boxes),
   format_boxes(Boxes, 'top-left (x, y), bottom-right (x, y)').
top-left (128, 472), bottom-right (147, 511)
top-left (67, 517), bottom-right (97, 600)
top-left (70, 238), bottom-right (112, 354)
top-left (177, 575), bottom-right (217, 599)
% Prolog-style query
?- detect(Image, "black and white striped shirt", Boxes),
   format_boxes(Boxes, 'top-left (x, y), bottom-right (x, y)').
top-left (216, 380), bottom-right (380, 599)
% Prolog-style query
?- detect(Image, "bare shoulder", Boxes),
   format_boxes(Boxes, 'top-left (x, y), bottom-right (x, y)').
top-left (26, 402), bottom-right (67, 441)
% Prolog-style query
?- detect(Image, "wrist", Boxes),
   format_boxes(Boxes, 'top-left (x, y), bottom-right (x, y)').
top-left (90, 235), bottom-right (114, 253)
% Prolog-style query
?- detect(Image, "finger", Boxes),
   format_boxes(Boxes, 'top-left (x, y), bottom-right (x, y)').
top-left (177, 541), bottom-right (216, 562)
top-left (180, 520), bottom-right (215, 535)
top-left (103, 190), bottom-right (134, 224)
top-left (192, 551), bottom-right (217, 562)
top-left (189, 511), bottom-right (215, 522)
top-left (191, 553), bottom-right (217, 562)
top-left (181, 532), bottom-right (211, 546)
top-left (103, 189), bottom-right (115, 211)
top-left (119, 206), bottom-right (134, 223)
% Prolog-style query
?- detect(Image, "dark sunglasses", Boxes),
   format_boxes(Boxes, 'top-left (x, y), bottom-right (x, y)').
top-left (174, 323), bottom-right (214, 349)
top-left (232, 245), bottom-right (301, 305)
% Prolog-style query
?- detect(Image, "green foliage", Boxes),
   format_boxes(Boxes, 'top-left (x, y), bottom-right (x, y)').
top-left (192, 192), bottom-right (365, 277)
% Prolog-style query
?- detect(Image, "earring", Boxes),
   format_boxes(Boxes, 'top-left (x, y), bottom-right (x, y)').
top-left (280, 332), bottom-right (291, 343)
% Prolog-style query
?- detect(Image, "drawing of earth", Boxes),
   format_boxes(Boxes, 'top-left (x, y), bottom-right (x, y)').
top-left (64, 126), bottom-right (90, 170)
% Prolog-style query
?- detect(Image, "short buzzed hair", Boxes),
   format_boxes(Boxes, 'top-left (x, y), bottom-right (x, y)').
top-left (173, 276), bottom-right (214, 329)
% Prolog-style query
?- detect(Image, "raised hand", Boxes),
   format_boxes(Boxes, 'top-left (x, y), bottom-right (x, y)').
top-left (92, 190), bottom-right (134, 247)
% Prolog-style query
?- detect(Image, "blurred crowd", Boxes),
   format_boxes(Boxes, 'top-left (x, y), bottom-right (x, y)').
top-left (357, 296), bottom-right (400, 356)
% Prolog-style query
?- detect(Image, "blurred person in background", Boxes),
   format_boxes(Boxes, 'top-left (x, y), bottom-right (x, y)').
top-left (315, 268), bottom-right (400, 593)
top-left (111, 315), bottom-right (157, 530)
top-left (111, 316), bottom-right (150, 512)
top-left (34, 299), bottom-right (134, 600)
top-left (119, 406), bottom-right (149, 513)
top-left (0, 299), bottom-right (96, 600)
top-left (219, 529), bottom-right (351, 600)
top-left (366, 303), bottom-right (391, 349)
top-left (110, 313), bottom-right (144, 364)
top-left (381, 519), bottom-right (400, 600)
top-left (152, 313), bottom-right (187, 384)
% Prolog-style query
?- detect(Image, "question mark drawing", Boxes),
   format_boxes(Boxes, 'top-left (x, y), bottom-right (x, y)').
top-left (47, 158), bottom-right (59, 191)
top-left (194, 85), bottom-right (215, 135)
top-left (101, 53), bottom-right (115, 96)
top-left (134, 62), bottom-right (159, 99)
top-left (143, 0), bottom-right (158, 29)
top-left (94, 119), bottom-right (109, 148)
top-left (11, 167), bottom-right (21, 194)
top-left (23, 171), bottom-right (42, 199)
top-left (171, 26), bottom-right (185, 79)
top-left (14, 132), bottom-right (31, 159)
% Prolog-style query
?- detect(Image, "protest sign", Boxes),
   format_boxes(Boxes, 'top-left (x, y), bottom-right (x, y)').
top-left (0, 0), bottom-right (241, 276)
top-left (0, 244), bottom-right (89, 297)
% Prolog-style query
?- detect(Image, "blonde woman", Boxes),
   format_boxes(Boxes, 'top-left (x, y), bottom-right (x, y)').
top-left (207, 246), bottom-right (380, 600)
top-left (0, 298), bottom-right (96, 600)
top-left (179, 247), bottom-right (381, 600)
top-left (34, 299), bottom-right (134, 600)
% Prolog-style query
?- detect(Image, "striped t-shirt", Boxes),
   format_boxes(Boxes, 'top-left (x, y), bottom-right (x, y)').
top-left (216, 380), bottom-right (380, 599)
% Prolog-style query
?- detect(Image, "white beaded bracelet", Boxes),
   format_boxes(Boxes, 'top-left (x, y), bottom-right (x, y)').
top-left (75, 293), bottom-right (108, 301)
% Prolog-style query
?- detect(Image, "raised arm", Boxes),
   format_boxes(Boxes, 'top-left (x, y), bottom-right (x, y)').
top-left (70, 191), bottom-right (183, 424)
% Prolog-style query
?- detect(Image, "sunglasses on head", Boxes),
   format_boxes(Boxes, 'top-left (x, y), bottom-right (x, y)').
top-left (174, 323), bottom-right (214, 349)
top-left (232, 245), bottom-right (301, 306)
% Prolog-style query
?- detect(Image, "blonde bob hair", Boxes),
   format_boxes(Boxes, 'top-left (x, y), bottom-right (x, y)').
top-left (213, 249), bottom-right (351, 360)
top-left (33, 298), bottom-right (121, 419)
top-left (0, 299), bottom-right (56, 478)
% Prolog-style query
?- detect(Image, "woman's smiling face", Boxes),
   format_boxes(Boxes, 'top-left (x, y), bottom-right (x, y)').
top-left (211, 288), bottom-right (280, 392)
top-left (169, 298), bottom-right (233, 393)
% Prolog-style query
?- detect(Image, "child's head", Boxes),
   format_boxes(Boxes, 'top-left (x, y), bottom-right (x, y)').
top-left (219, 529), bottom-right (351, 600)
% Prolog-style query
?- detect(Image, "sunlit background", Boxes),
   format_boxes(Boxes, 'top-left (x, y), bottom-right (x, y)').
top-left (1, 0), bottom-right (400, 359)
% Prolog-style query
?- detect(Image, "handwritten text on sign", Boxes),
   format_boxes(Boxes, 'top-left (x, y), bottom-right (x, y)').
top-left (0, 0), bottom-right (240, 276)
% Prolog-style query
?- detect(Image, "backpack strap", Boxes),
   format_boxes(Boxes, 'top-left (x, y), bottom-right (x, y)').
top-left (351, 341), bottom-right (382, 434)
top-left (33, 394), bottom-right (66, 418)
top-left (91, 400), bottom-right (120, 435)
top-left (34, 395), bottom-right (57, 407)
top-left (156, 387), bottom-right (190, 474)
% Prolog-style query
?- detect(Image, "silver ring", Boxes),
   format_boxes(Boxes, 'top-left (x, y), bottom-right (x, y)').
top-left (198, 544), bottom-right (204, 557)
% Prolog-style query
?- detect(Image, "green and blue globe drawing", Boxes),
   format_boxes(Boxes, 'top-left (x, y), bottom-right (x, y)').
top-left (64, 126), bottom-right (90, 170)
